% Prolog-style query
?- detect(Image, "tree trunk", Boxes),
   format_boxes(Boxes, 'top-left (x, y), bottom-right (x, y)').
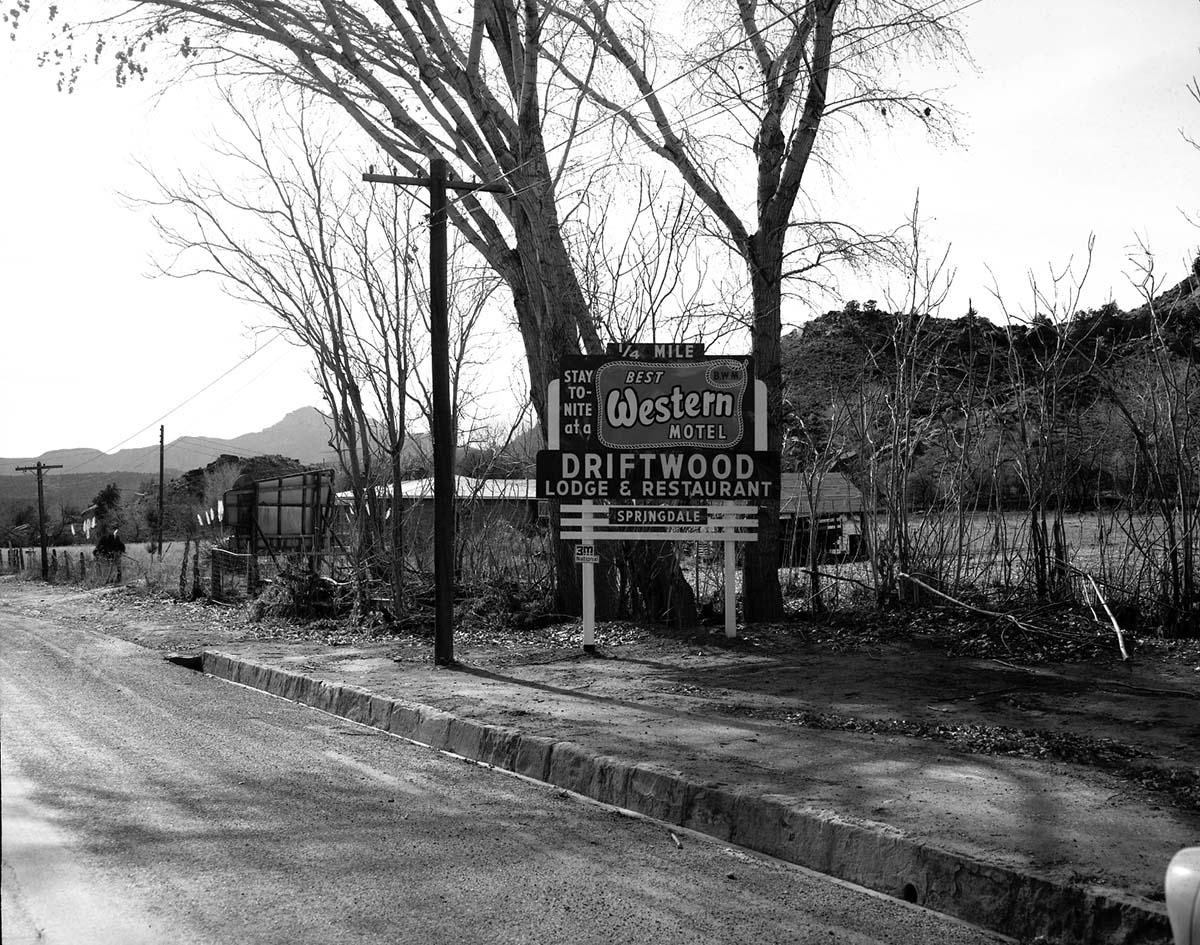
top-left (807, 497), bottom-right (826, 615)
top-left (501, 162), bottom-right (664, 621)
top-left (741, 236), bottom-right (785, 622)
top-left (179, 538), bottom-right (190, 598)
top-left (626, 541), bottom-right (698, 629)
top-left (1030, 505), bottom-right (1048, 600)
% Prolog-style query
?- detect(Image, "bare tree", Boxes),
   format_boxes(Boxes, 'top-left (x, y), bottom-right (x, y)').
top-left (570, 171), bottom-right (711, 344)
top-left (344, 175), bottom-right (419, 609)
top-left (783, 401), bottom-right (852, 613)
top-left (40, 0), bottom-right (620, 614)
top-left (545, 0), bottom-right (965, 618)
top-left (33, 0), bottom-right (966, 621)
top-left (567, 170), bottom-right (721, 625)
top-left (847, 201), bottom-right (954, 606)
top-left (989, 240), bottom-right (1100, 602)
top-left (141, 93), bottom-right (420, 611)
top-left (1092, 247), bottom-right (1199, 635)
top-left (404, 254), bottom-right (503, 457)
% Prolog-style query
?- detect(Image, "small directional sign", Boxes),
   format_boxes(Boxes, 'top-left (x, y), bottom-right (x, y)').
top-left (609, 506), bottom-right (707, 527)
top-left (574, 543), bottom-right (599, 564)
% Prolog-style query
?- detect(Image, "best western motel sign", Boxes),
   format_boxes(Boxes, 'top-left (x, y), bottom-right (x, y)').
top-left (537, 342), bottom-right (780, 645)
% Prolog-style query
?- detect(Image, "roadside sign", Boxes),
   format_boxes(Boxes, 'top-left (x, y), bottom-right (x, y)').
top-left (538, 341), bottom-right (779, 646)
top-left (557, 352), bottom-right (754, 453)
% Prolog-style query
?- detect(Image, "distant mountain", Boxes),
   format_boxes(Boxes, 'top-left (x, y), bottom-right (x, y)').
top-left (222, 407), bottom-right (338, 463)
top-left (1, 407), bottom-right (340, 476)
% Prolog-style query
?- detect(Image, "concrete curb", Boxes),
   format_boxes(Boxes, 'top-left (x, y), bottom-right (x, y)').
top-left (201, 650), bottom-right (1172, 945)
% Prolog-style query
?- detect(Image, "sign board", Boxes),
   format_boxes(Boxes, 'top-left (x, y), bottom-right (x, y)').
top-left (222, 469), bottom-right (335, 555)
top-left (604, 342), bottom-right (705, 359)
top-left (540, 345), bottom-right (776, 501)
top-left (537, 341), bottom-right (780, 645)
top-left (594, 358), bottom-right (749, 449)
top-left (558, 349), bottom-right (754, 454)
top-left (536, 449), bottom-right (778, 501)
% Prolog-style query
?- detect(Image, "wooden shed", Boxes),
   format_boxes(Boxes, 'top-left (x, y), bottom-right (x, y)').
top-left (778, 471), bottom-right (864, 562)
top-left (349, 476), bottom-right (540, 539)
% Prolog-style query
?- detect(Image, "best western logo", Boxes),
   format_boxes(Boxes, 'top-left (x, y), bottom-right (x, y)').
top-left (595, 359), bottom-right (748, 449)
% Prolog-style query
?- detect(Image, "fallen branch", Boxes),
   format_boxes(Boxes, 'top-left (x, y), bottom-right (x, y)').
top-left (812, 569), bottom-right (878, 592)
top-left (1098, 682), bottom-right (1200, 701)
top-left (1083, 572), bottom-right (1129, 660)
top-left (895, 572), bottom-right (1077, 641)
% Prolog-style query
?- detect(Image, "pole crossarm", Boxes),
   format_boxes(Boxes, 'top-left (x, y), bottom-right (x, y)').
top-left (362, 172), bottom-right (507, 194)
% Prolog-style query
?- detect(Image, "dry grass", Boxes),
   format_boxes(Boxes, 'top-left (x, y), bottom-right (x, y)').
top-left (2, 538), bottom-right (218, 593)
top-left (3, 508), bottom-right (1190, 623)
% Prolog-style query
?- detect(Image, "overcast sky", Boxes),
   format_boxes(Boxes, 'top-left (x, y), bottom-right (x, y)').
top-left (1, 0), bottom-right (1198, 460)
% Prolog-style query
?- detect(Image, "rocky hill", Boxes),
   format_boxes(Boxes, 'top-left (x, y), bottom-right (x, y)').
top-left (780, 261), bottom-right (1200, 507)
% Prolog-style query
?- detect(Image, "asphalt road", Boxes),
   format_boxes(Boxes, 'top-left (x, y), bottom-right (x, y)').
top-left (0, 607), bottom-right (1008, 945)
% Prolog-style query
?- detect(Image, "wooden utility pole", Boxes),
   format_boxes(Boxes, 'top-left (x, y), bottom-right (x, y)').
top-left (158, 425), bottom-right (165, 560)
top-left (14, 461), bottom-right (64, 580)
top-left (363, 161), bottom-right (505, 667)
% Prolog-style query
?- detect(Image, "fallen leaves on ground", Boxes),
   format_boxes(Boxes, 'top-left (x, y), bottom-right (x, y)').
top-left (711, 701), bottom-right (1200, 813)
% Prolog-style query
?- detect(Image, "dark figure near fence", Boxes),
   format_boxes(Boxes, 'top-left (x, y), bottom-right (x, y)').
top-left (94, 530), bottom-right (126, 583)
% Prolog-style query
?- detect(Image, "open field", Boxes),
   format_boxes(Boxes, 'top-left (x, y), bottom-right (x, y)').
top-left (862, 509), bottom-right (1195, 608)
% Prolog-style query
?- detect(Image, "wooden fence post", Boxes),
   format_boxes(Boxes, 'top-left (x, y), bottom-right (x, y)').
top-left (179, 538), bottom-right (190, 598)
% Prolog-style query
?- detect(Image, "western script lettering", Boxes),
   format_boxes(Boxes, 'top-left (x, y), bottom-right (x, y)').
top-left (605, 386), bottom-right (735, 428)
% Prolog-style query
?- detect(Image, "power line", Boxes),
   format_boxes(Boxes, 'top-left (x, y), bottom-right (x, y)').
top-left (177, 434), bottom-right (247, 451)
top-left (64, 331), bottom-right (285, 474)
top-left (172, 436), bottom-right (299, 464)
top-left (172, 438), bottom-right (246, 460)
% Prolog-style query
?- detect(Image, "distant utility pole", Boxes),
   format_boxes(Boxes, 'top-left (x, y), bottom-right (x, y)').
top-left (14, 461), bottom-right (64, 580)
top-left (363, 160), bottom-right (505, 667)
top-left (158, 425), bottom-right (165, 561)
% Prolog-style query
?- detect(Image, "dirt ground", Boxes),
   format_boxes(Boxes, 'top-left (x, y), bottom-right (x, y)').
top-left (4, 575), bottom-right (1196, 815)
